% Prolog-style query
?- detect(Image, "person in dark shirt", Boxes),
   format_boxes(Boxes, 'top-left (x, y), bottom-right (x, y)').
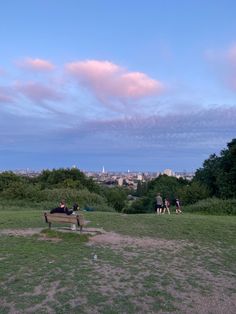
top-left (50, 200), bottom-right (72, 215)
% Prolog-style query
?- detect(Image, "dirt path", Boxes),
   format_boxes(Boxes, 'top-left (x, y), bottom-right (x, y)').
top-left (0, 227), bottom-right (105, 237)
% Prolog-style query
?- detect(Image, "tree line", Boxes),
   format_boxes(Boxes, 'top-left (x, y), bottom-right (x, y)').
top-left (0, 138), bottom-right (235, 214)
top-left (0, 168), bottom-right (128, 212)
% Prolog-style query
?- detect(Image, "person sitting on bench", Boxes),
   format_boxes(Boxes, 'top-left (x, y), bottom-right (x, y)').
top-left (50, 200), bottom-right (72, 215)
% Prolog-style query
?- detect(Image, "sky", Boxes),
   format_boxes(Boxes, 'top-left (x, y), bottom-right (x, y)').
top-left (0, 0), bottom-right (236, 172)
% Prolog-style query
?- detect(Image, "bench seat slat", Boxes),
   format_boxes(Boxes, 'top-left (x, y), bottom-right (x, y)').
top-left (46, 215), bottom-right (78, 224)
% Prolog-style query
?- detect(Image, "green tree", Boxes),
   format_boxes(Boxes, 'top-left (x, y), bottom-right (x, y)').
top-left (177, 181), bottom-right (210, 205)
top-left (0, 171), bottom-right (23, 192)
top-left (194, 154), bottom-right (220, 196)
top-left (194, 139), bottom-right (236, 199)
top-left (103, 187), bottom-right (128, 212)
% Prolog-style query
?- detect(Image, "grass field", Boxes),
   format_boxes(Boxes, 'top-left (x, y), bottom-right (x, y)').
top-left (0, 210), bottom-right (236, 313)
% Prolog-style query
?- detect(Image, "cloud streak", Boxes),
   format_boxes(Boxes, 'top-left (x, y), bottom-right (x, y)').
top-left (226, 44), bottom-right (236, 66)
top-left (59, 106), bottom-right (236, 156)
top-left (17, 58), bottom-right (55, 71)
top-left (1, 100), bottom-right (235, 170)
top-left (15, 81), bottom-right (64, 103)
top-left (0, 86), bottom-right (15, 103)
top-left (206, 43), bottom-right (236, 91)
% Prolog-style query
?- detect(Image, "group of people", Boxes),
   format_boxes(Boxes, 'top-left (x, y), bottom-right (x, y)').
top-left (156, 193), bottom-right (182, 215)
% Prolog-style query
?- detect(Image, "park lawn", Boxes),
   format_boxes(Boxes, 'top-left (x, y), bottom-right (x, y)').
top-left (0, 210), bottom-right (236, 313)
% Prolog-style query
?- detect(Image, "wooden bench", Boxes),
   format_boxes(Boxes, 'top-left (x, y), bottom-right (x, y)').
top-left (44, 212), bottom-right (86, 232)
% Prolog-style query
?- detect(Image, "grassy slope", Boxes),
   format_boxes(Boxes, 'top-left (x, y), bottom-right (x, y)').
top-left (0, 210), bottom-right (236, 313)
top-left (1, 210), bottom-right (235, 245)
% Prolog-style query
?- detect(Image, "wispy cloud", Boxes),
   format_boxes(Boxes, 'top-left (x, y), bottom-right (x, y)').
top-left (65, 60), bottom-right (165, 104)
top-left (206, 43), bottom-right (236, 91)
top-left (17, 58), bottom-right (55, 71)
top-left (0, 86), bottom-right (15, 103)
top-left (14, 81), bottom-right (63, 103)
top-left (226, 44), bottom-right (236, 65)
top-left (58, 106), bottom-right (236, 156)
top-left (1, 101), bottom-right (235, 170)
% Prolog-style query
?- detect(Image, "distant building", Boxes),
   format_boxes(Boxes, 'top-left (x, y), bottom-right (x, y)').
top-left (117, 178), bottom-right (123, 186)
top-left (163, 168), bottom-right (174, 176)
top-left (137, 174), bottom-right (143, 181)
top-left (175, 172), bottom-right (195, 181)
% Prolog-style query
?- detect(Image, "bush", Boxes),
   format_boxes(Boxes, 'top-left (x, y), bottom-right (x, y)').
top-left (40, 188), bottom-right (114, 212)
top-left (177, 182), bottom-right (210, 205)
top-left (184, 197), bottom-right (236, 215)
top-left (123, 197), bottom-right (154, 214)
top-left (102, 187), bottom-right (128, 212)
top-left (1, 182), bottom-right (42, 201)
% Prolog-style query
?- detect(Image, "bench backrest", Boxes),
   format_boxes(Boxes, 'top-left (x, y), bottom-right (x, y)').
top-left (44, 213), bottom-right (85, 226)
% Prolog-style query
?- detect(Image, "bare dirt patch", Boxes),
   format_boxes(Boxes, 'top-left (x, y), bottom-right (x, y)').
top-left (88, 231), bottom-right (188, 251)
top-left (0, 227), bottom-right (104, 237)
top-left (87, 232), bottom-right (236, 313)
top-left (0, 228), bottom-right (43, 237)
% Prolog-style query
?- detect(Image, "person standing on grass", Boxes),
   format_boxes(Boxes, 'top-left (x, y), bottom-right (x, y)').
top-left (162, 198), bottom-right (170, 214)
top-left (156, 193), bottom-right (163, 214)
top-left (175, 198), bottom-right (182, 214)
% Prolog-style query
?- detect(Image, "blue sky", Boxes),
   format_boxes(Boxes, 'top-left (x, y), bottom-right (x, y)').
top-left (0, 0), bottom-right (236, 172)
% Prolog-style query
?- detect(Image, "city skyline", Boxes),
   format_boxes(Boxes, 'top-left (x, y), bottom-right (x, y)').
top-left (1, 0), bottom-right (236, 171)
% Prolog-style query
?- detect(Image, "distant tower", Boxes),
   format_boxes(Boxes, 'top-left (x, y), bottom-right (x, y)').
top-left (102, 166), bottom-right (105, 173)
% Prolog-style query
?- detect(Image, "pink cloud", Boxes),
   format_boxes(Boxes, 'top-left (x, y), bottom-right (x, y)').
top-left (206, 43), bottom-right (236, 91)
top-left (225, 44), bottom-right (236, 90)
top-left (226, 44), bottom-right (236, 66)
top-left (18, 58), bottom-right (55, 71)
top-left (15, 81), bottom-right (63, 102)
top-left (65, 60), bottom-right (164, 101)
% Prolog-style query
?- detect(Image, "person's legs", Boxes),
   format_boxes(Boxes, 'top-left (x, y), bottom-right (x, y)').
top-left (71, 224), bottom-right (76, 230)
top-left (71, 211), bottom-right (77, 230)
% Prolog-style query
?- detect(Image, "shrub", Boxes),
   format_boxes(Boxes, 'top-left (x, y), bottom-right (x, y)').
top-left (184, 197), bottom-right (236, 215)
top-left (102, 187), bottom-right (128, 212)
top-left (177, 182), bottom-right (210, 205)
top-left (123, 197), bottom-right (154, 214)
top-left (41, 188), bottom-right (114, 212)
